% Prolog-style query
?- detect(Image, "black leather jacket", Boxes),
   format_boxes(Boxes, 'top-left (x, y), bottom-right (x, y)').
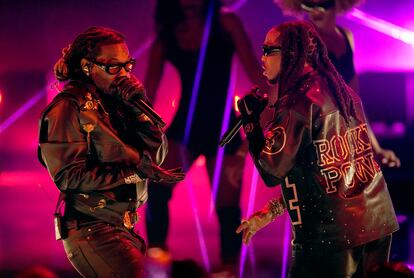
top-left (249, 71), bottom-right (398, 249)
top-left (38, 80), bottom-right (167, 224)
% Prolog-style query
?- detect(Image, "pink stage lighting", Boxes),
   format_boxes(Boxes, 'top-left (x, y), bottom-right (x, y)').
top-left (347, 9), bottom-right (414, 47)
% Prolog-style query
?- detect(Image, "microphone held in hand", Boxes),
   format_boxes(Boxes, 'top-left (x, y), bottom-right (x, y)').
top-left (112, 75), bottom-right (166, 128)
top-left (219, 87), bottom-right (268, 147)
top-left (132, 99), bottom-right (166, 128)
top-left (219, 117), bottom-right (242, 147)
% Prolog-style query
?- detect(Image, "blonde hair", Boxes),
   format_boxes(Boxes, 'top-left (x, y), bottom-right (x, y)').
top-left (274, 0), bottom-right (364, 15)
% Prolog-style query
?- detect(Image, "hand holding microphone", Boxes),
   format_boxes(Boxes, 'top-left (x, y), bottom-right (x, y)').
top-left (219, 87), bottom-right (268, 147)
top-left (112, 75), bottom-right (166, 128)
top-left (238, 87), bottom-right (268, 125)
top-left (113, 74), bottom-right (146, 101)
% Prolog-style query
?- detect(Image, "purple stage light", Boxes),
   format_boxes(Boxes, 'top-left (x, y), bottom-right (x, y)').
top-left (390, 122), bottom-right (406, 136)
top-left (229, 0), bottom-right (249, 11)
top-left (209, 0), bottom-right (249, 217)
top-left (183, 3), bottom-right (214, 144)
top-left (239, 167), bottom-right (259, 278)
top-left (209, 64), bottom-right (238, 217)
top-left (0, 90), bottom-right (45, 134)
top-left (179, 149), bottom-right (210, 272)
top-left (181, 1), bottom-right (216, 271)
top-left (132, 37), bottom-right (154, 59)
top-left (281, 215), bottom-right (291, 278)
top-left (346, 9), bottom-right (414, 47)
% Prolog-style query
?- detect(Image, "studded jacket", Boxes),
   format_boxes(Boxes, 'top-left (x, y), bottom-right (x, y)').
top-left (38, 80), bottom-right (167, 224)
top-left (248, 71), bottom-right (399, 249)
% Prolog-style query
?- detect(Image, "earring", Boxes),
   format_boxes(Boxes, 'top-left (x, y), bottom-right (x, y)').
top-left (83, 67), bottom-right (90, 76)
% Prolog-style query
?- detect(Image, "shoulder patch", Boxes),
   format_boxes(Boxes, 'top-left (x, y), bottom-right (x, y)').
top-left (263, 126), bottom-right (286, 155)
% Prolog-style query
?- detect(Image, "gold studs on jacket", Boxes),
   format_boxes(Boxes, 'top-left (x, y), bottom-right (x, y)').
top-left (81, 93), bottom-right (98, 111)
top-left (82, 123), bottom-right (96, 155)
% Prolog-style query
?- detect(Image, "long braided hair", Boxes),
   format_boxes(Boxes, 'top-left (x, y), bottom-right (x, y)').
top-left (54, 27), bottom-right (125, 82)
top-left (276, 21), bottom-right (355, 121)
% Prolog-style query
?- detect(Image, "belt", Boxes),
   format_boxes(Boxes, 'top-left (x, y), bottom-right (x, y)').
top-left (65, 210), bottom-right (138, 230)
top-left (65, 218), bottom-right (103, 230)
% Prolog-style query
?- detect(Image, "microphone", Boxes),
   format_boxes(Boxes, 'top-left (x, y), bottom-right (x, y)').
top-left (133, 99), bottom-right (166, 128)
top-left (112, 75), bottom-right (166, 128)
top-left (219, 117), bottom-right (242, 147)
top-left (219, 89), bottom-right (269, 147)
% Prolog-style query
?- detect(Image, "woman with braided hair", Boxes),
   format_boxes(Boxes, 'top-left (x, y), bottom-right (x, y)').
top-left (38, 26), bottom-right (185, 277)
top-left (274, 0), bottom-right (401, 169)
top-left (236, 21), bottom-right (398, 277)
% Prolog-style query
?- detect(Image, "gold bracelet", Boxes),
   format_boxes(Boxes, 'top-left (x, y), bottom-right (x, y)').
top-left (267, 197), bottom-right (285, 220)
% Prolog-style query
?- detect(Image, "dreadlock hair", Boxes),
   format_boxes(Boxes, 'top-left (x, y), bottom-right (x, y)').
top-left (54, 26), bottom-right (125, 82)
top-left (276, 21), bottom-right (355, 122)
top-left (274, 0), bottom-right (364, 16)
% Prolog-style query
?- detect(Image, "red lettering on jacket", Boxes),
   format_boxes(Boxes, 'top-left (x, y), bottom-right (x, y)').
top-left (313, 124), bottom-right (380, 194)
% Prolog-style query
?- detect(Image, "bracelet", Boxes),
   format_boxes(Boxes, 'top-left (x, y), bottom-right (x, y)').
top-left (124, 173), bottom-right (143, 184)
top-left (267, 197), bottom-right (285, 220)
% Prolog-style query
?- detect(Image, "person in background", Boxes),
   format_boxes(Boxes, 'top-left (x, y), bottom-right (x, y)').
top-left (274, 0), bottom-right (401, 168)
top-left (144, 0), bottom-right (268, 272)
top-left (39, 26), bottom-right (184, 277)
top-left (236, 21), bottom-right (399, 277)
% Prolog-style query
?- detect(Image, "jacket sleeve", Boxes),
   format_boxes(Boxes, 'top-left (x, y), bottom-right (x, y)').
top-left (128, 113), bottom-right (168, 166)
top-left (112, 75), bottom-right (168, 165)
top-left (39, 96), bottom-right (138, 193)
top-left (247, 106), bottom-right (310, 187)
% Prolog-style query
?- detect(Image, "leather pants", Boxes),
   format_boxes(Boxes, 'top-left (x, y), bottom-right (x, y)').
top-left (63, 222), bottom-right (146, 278)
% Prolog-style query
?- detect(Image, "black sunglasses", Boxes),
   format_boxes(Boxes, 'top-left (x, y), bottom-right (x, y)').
top-left (262, 45), bottom-right (282, 56)
top-left (92, 58), bottom-right (136, 75)
top-left (301, 0), bottom-right (335, 12)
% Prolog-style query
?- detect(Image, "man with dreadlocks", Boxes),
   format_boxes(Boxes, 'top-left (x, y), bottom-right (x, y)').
top-left (38, 26), bottom-right (185, 277)
top-left (235, 21), bottom-right (398, 277)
